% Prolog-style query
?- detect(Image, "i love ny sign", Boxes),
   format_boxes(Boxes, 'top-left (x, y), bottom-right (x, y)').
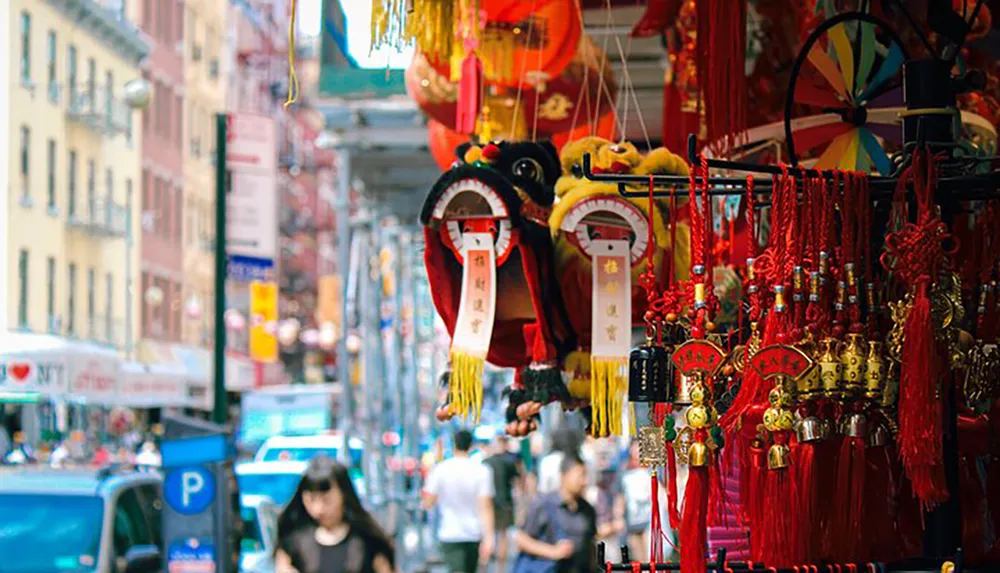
top-left (0, 359), bottom-right (67, 392)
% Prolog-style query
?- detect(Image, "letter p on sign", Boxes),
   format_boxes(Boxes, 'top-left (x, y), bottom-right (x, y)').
top-left (165, 466), bottom-right (216, 515)
top-left (182, 471), bottom-right (205, 506)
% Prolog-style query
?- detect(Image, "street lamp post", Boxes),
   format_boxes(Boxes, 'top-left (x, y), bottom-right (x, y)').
top-left (122, 78), bottom-right (151, 359)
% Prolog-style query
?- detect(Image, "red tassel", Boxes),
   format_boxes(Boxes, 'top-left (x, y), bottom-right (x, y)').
top-left (680, 465), bottom-right (709, 573)
top-left (864, 442), bottom-right (901, 563)
top-left (455, 53), bottom-right (481, 135)
top-left (650, 472), bottom-right (665, 561)
top-left (793, 439), bottom-right (818, 561)
top-left (898, 280), bottom-right (947, 506)
top-left (667, 445), bottom-right (682, 530)
top-left (832, 433), bottom-right (866, 561)
top-left (746, 439), bottom-right (766, 560)
top-left (696, 0), bottom-right (747, 150)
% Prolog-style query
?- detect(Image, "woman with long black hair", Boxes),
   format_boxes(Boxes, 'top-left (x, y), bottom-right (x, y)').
top-left (276, 455), bottom-right (396, 573)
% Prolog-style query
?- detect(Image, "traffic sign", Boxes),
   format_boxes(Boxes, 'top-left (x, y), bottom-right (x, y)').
top-left (164, 466), bottom-right (216, 515)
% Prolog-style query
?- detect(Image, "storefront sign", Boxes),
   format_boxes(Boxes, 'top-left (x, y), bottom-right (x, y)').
top-left (248, 281), bottom-right (279, 363)
top-left (226, 113), bottom-right (278, 281)
top-left (0, 359), bottom-right (68, 394)
top-left (70, 359), bottom-right (118, 401)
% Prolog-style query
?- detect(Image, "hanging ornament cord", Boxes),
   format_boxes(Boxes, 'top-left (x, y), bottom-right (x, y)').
top-left (881, 149), bottom-right (951, 508)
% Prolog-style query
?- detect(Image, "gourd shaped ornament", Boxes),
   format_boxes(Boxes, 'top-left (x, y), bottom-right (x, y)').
top-left (551, 138), bottom-right (690, 436)
top-left (421, 141), bottom-right (573, 423)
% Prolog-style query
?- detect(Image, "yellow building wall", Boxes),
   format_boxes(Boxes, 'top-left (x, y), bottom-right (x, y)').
top-left (7, 0), bottom-right (144, 348)
top-left (182, 0), bottom-right (228, 347)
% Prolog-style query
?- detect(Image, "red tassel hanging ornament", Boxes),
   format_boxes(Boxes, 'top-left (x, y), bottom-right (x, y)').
top-left (696, 0), bottom-right (747, 151)
top-left (456, 53), bottom-right (482, 135)
top-left (881, 149), bottom-right (953, 507)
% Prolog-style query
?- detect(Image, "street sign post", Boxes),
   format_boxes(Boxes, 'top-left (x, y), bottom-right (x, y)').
top-left (161, 414), bottom-right (238, 573)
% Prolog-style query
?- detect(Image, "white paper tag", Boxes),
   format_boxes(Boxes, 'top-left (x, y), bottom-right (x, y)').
top-left (590, 240), bottom-right (632, 359)
top-left (451, 233), bottom-right (497, 357)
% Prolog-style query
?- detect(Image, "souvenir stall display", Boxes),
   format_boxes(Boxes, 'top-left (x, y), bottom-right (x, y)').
top-left (381, 0), bottom-right (1000, 571)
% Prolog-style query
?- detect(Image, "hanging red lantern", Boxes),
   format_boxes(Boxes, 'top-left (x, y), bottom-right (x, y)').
top-left (427, 119), bottom-right (470, 171)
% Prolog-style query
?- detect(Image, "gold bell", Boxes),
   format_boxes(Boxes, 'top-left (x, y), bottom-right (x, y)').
top-left (688, 441), bottom-right (710, 467)
top-left (767, 442), bottom-right (790, 469)
top-left (818, 338), bottom-right (843, 398)
top-left (840, 333), bottom-right (867, 395)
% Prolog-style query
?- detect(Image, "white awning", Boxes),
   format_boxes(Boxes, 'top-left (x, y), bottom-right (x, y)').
top-left (0, 332), bottom-right (120, 404)
top-left (117, 362), bottom-right (193, 409)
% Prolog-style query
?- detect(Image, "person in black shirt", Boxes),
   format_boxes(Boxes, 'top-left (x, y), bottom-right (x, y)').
top-left (515, 453), bottom-right (598, 572)
top-left (483, 434), bottom-right (524, 572)
top-left (276, 455), bottom-right (395, 573)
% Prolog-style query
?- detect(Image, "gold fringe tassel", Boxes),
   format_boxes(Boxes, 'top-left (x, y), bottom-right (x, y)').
top-left (370, 0), bottom-right (457, 60)
top-left (590, 356), bottom-right (628, 437)
top-left (449, 349), bottom-right (485, 424)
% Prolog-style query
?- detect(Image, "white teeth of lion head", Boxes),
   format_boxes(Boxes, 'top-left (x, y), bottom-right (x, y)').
top-left (561, 196), bottom-right (650, 264)
top-left (435, 178), bottom-right (512, 264)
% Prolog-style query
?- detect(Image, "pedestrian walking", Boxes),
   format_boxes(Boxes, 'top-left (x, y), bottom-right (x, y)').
top-left (483, 434), bottom-right (524, 572)
top-left (423, 429), bottom-right (495, 573)
top-left (275, 455), bottom-right (395, 573)
top-left (514, 453), bottom-right (598, 573)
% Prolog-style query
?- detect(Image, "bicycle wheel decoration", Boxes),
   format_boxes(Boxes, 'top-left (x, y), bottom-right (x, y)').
top-left (785, 12), bottom-right (909, 174)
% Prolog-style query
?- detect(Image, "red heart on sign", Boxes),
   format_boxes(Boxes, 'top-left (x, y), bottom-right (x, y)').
top-left (9, 363), bottom-right (31, 381)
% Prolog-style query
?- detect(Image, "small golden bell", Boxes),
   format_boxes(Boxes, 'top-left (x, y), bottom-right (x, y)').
top-left (688, 441), bottom-right (710, 467)
top-left (818, 338), bottom-right (843, 399)
top-left (767, 442), bottom-right (790, 469)
top-left (840, 333), bottom-right (867, 396)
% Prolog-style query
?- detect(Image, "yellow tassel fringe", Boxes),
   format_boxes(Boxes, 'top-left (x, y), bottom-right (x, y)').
top-left (590, 356), bottom-right (627, 437)
top-left (449, 350), bottom-right (485, 424)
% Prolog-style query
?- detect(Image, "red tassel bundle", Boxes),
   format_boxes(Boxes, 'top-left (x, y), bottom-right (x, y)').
top-left (651, 471), bottom-right (665, 561)
top-left (680, 464), bottom-right (710, 573)
top-left (832, 424), bottom-right (866, 561)
top-left (696, 0), bottom-right (747, 150)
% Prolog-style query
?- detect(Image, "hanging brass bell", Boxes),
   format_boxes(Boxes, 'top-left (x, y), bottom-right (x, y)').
top-left (868, 422), bottom-right (889, 447)
top-left (839, 412), bottom-right (868, 439)
top-left (628, 343), bottom-right (671, 403)
top-left (767, 442), bottom-right (790, 469)
top-left (795, 416), bottom-right (824, 443)
top-left (688, 440), bottom-right (710, 467)
top-left (674, 372), bottom-right (696, 406)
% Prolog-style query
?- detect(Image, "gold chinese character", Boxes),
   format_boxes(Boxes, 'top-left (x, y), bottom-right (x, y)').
top-left (606, 304), bottom-right (618, 318)
top-left (606, 325), bottom-right (618, 342)
top-left (605, 280), bottom-right (619, 295)
top-left (471, 319), bottom-right (482, 334)
top-left (474, 277), bottom-right (486, 291)
top-left (604, 259), bottom-right (619, 275)
top-left (473, 299), bottom-right (484, 312)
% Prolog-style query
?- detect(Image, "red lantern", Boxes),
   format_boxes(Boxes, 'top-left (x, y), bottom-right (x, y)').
top-left (428, 120), bottom-right (469, 171)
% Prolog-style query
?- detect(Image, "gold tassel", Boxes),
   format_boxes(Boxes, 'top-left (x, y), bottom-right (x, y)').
top-left (371, 0), bottom-right (457, 61)
top-left (449, 349), bottom-right (485, 424)
top-left (590, 356), bottom-right (627, 436)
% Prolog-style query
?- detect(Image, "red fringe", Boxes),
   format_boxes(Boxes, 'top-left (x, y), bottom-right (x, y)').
top-left (832, 435), bottom-right (866, 562)
top-left (959, 458), bottom-right (987, 564)
top-left (759, 463), bottom-right (797, 567)
top-left (455, 54), bottom-right (482, 135)
top-left (816, 432), bottom-right (841, 562)
top-left (696, 0), bottom-right (747, 150)
top-left (898, 285), bottom-right (947, 506)
top-left (667, 446), bottom-right (681, 530)
top-left (680, 466), bottom-right (709, 573)
top-left (747, 440), bottom-right (766, 559)
top-left (793, 440), bottom-right (818, 562)
top-left (651, 472), bottom-right (665, 561)
top-left (862, 443), bottom-right (893, 562)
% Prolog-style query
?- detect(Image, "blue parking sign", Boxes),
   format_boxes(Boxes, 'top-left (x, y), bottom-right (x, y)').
top-left (164, 466), bottom-right (216, 515)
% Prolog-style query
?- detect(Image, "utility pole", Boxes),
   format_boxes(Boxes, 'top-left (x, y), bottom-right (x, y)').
top-left (335, 148), bottom-right (354, 456)
top-left (212, 113), bottom-right (228, 425)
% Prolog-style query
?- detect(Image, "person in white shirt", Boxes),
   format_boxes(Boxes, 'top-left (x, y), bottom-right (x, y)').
top-left (423, 429), bottom-right (495, 573)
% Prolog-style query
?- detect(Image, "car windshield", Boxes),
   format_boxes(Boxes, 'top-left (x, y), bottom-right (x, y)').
top-left (240, 507), bottom-right (264, 553)
top-left (260, 447), bottom-right (338, 463)
top-left (0, 494), bottom-right (103, 573)
top-left (236, 473), bottom-right (301, 506)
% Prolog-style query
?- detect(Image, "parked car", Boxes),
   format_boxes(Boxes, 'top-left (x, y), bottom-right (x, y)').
top-left (235, 460), bottom-right (308, 508)
top-left (253, 433), bottom-right (362, 464)
top-left (0, 465), bottom-right (163, 573)
top-left (239, 494), bottom-right (279, 573)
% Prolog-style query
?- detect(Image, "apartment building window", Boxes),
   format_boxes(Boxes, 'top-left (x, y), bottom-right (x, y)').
top-left (87, 159), bottom-right (95, 217)
top-left (174, 94), bottom-right (183, 150)
top-left (125, 178), bottom-right (133, 240)
top-left (87, 268), bottom-right (96, 339)
top-left (47, 257), bottom-right (56, 331)
top-left (177, 0), bottom-right (185, 44)
top-left (68, 150), bottom-right (77, 217)
top-left (105, 273), bottom-right (113, 343)
top-left (126, 107), bottom-right (133, 146)
top-left (20, 12), bottom-right (31, 85)
top-left (46, 30), bottom-right (57, 101)
top-left (86, 58), bottom-right (95, 112)
top-left (105, 71), bottom-right (114, 126)
top-left (142, 0), bottom-right (152, 32)
top-left (67, 45), bottom-right (77, 97)
top-left (140, 272), bottom-right (150, 337)
top-left (67, 264), bottom-right (76, 335)
top-left (174, 187), bottom-right (183, 244)
top-left (152, 82), bottom-right (161, 136)
top-left (153, 178), bottom-right (163, 236)
top-left (20, 126), bottom-right (30, 200)
top-left (106, 168), bottom-right (114, 202)
top-left (17, 250), bottom-right (29, 329)
top-left (47, 139), bottom-right (56, 211)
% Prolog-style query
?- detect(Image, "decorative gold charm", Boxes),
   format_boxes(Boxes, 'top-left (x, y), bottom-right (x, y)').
top-left (637, 425), bottom-right (668, 467)
top-left (840, 333), bottom-right (867, 396)
top-left (864, 341), bottom-right (886, 400)
top-left (818, 338), bottom-right (843, 398)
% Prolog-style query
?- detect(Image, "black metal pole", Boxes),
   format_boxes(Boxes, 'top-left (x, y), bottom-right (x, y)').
top-left (212, 113), bottom-right (228, 425)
